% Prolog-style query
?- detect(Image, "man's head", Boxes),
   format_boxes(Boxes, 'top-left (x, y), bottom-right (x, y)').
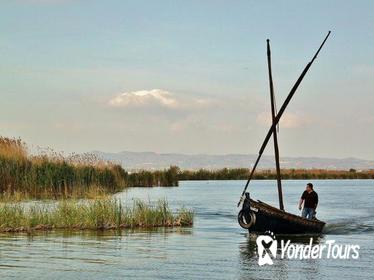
top-left (306, 183), bottom-right (313, 192)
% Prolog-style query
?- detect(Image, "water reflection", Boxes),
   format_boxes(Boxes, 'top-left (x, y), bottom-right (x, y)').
top-left (0, 226), bottom-right (193, 241)
top-left (238, 233), bottom-right (325, 280)
top-left (0, 227), bottom-right (196, 279)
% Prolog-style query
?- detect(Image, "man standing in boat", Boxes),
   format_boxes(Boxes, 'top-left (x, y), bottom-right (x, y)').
top-left (299, 183), bottom-right (318, 220)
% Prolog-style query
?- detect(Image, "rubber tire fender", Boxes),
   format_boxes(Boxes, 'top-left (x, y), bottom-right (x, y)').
top-left (238, 210), bottom-right (256, 229)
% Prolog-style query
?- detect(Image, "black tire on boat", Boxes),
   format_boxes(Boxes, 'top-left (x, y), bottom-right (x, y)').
top-left (238, 210), bottom-right (256, 229)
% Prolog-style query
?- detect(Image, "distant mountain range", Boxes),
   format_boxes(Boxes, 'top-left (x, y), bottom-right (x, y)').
top-left (93, 151), bottom-right (374, 171)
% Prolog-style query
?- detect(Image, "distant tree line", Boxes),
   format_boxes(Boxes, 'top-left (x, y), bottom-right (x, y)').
top-left (177, 167), bottom-right (374, 180)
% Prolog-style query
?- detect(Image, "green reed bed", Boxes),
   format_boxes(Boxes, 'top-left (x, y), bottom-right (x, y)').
top-left (0, 199), bottom-right (193, 232)
top-left (0, 137), bottom-right (179, 199)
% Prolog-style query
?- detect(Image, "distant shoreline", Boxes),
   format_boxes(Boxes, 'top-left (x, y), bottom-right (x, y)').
top-left (1, 137), bottom-right (373, 202)
top-left (177, 168), bottom-right (374, 180)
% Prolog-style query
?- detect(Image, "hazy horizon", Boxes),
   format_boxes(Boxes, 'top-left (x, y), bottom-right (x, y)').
top-left (1, 1), bottom-right (373, 160)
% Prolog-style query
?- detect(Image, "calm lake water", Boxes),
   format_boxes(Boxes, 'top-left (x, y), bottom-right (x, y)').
top-left (1, 180), bottom-right (373, 279)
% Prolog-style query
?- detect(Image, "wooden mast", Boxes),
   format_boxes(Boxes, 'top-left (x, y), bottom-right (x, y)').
top-left (266, 39), bottom-right (284, 211)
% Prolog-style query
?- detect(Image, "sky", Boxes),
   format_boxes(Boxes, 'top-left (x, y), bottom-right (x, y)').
top-left (0, 0), bottom-right (373, 159)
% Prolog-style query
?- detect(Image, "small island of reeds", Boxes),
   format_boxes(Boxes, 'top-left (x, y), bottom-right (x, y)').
top-left (0, 198), bottom-right (193, 233)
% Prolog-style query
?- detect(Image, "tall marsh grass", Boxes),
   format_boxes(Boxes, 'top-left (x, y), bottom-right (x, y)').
top-left (0, 198), bottom-right (193, 232)
top-left (0, 137), bottom-right (179, 199)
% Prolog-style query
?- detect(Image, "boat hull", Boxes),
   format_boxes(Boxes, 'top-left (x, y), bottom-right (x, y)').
top-left (243, 199), bottom-right (325, 234)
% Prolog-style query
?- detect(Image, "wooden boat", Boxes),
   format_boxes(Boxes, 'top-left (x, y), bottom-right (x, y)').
top-left (238, 195), bottom-right (325, 234)
top-left (237, 32), bottom-right (331, 234)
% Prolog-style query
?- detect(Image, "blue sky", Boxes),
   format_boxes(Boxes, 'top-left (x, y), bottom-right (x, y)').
top-left (1, 1), bottom-right (373, 159)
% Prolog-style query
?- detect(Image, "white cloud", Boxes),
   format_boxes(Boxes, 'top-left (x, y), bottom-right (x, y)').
top-left (108, 89), bottom-right (178, 109)
top-left (108, 89), bottom-right (214, 110)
